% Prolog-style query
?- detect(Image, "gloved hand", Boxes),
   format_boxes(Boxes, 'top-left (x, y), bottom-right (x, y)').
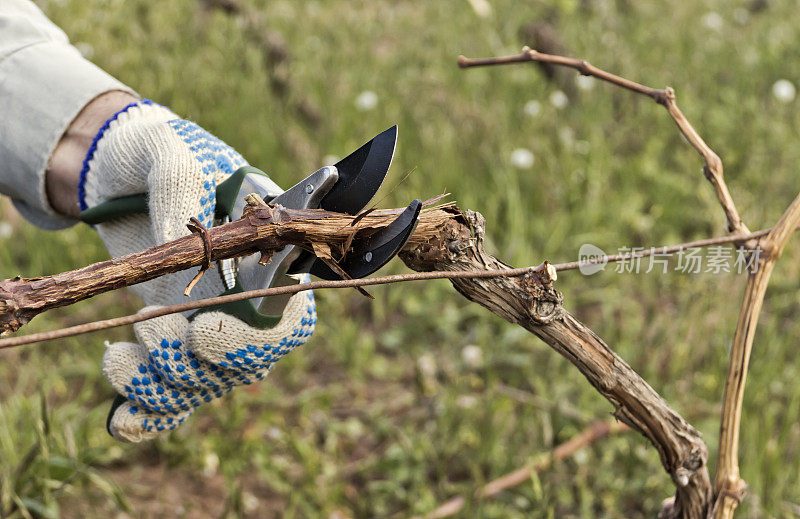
top-left (80, 99), bottom-right (317, 442)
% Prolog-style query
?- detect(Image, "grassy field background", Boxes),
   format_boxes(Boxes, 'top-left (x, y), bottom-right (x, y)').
top-left (3, 0), bottom-right (800, 517)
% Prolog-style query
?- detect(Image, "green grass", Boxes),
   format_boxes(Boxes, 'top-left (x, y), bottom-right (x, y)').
top-left (3, 0), bottom-right (800, 517)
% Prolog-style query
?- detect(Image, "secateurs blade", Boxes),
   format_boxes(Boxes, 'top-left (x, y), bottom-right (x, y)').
top-left (78, 125), bottom-right (422, 328)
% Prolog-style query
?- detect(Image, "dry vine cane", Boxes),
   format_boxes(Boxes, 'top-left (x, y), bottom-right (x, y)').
top-left (0, 218), bottom-right (777, 350)
top-left (0, 48), bottom-right (794, 519)
top-left (458, 47), bottom-right (800, 518)
top-left (0, 196), bottom-right (469, 335)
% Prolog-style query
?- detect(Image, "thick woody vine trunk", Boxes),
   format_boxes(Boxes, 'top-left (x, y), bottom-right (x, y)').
top-left (0, 203), bottom-right (712, 516)
top-left (399, 208), bottom-right (711, 518)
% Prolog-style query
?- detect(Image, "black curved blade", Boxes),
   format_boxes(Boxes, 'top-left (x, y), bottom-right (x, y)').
top-left (321, 125), bottom-right (398, 214)
top-left (309, 199), bottom-right (422, 280)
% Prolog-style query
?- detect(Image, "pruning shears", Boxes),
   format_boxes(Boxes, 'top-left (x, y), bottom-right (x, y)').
top-left (79, 126), bottom-right (422, 328)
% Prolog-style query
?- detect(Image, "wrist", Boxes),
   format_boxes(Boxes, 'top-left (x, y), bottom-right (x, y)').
top-left (46, 91), bottom-right (139, 217)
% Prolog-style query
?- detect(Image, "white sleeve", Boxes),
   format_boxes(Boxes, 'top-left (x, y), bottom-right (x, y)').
top-left (0, 0), bottom-right (137, 229)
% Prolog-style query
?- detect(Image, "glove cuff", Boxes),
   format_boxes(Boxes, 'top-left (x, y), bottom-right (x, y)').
top-left (77, 99), bottom-right (177, 210)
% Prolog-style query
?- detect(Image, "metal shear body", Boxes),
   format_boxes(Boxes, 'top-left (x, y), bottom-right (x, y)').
top-left (79, 126), bottom-right (422, 328)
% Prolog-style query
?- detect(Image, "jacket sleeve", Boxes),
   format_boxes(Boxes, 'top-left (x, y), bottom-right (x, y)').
top-left (0, 0), bottom-right (136, 229)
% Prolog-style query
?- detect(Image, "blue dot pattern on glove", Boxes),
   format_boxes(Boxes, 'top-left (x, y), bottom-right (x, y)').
top-left (123, 286), bottom-right (317, 433)
top-left (167, 119), bottom-right (247, 229)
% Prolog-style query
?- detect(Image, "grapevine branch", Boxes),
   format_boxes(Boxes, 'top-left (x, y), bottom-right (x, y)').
top-left (712, 193), bottom-right (800, 518)
top-left (459, 46), bottom-right (800, 518)
top-left (0, 266), bottom-right (543, 350)
top-left (0, 225), bottom-right (777, 350)
top-left (459, 47), bottom-right (749, 237)
top-left (0, 201), bottom-right (457, 335)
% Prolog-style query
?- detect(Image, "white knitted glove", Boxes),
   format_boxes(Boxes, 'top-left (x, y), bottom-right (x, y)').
top-left (80, 100), bottom-right (316, 442)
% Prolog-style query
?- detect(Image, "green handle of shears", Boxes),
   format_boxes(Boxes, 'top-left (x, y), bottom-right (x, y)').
top-left (78, 166), bottom-right (269, 225)
top-left (78, 193), bottom-right (149, 225)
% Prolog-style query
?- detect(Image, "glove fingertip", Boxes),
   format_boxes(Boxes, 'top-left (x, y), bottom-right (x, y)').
top-left (188, 289), bottom-right (316, 367)
top-left (107, 400), bottom-right (192, 443)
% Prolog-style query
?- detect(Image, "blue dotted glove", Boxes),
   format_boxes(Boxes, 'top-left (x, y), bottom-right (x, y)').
top-left (80, 100), bottom-right (316, 441)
